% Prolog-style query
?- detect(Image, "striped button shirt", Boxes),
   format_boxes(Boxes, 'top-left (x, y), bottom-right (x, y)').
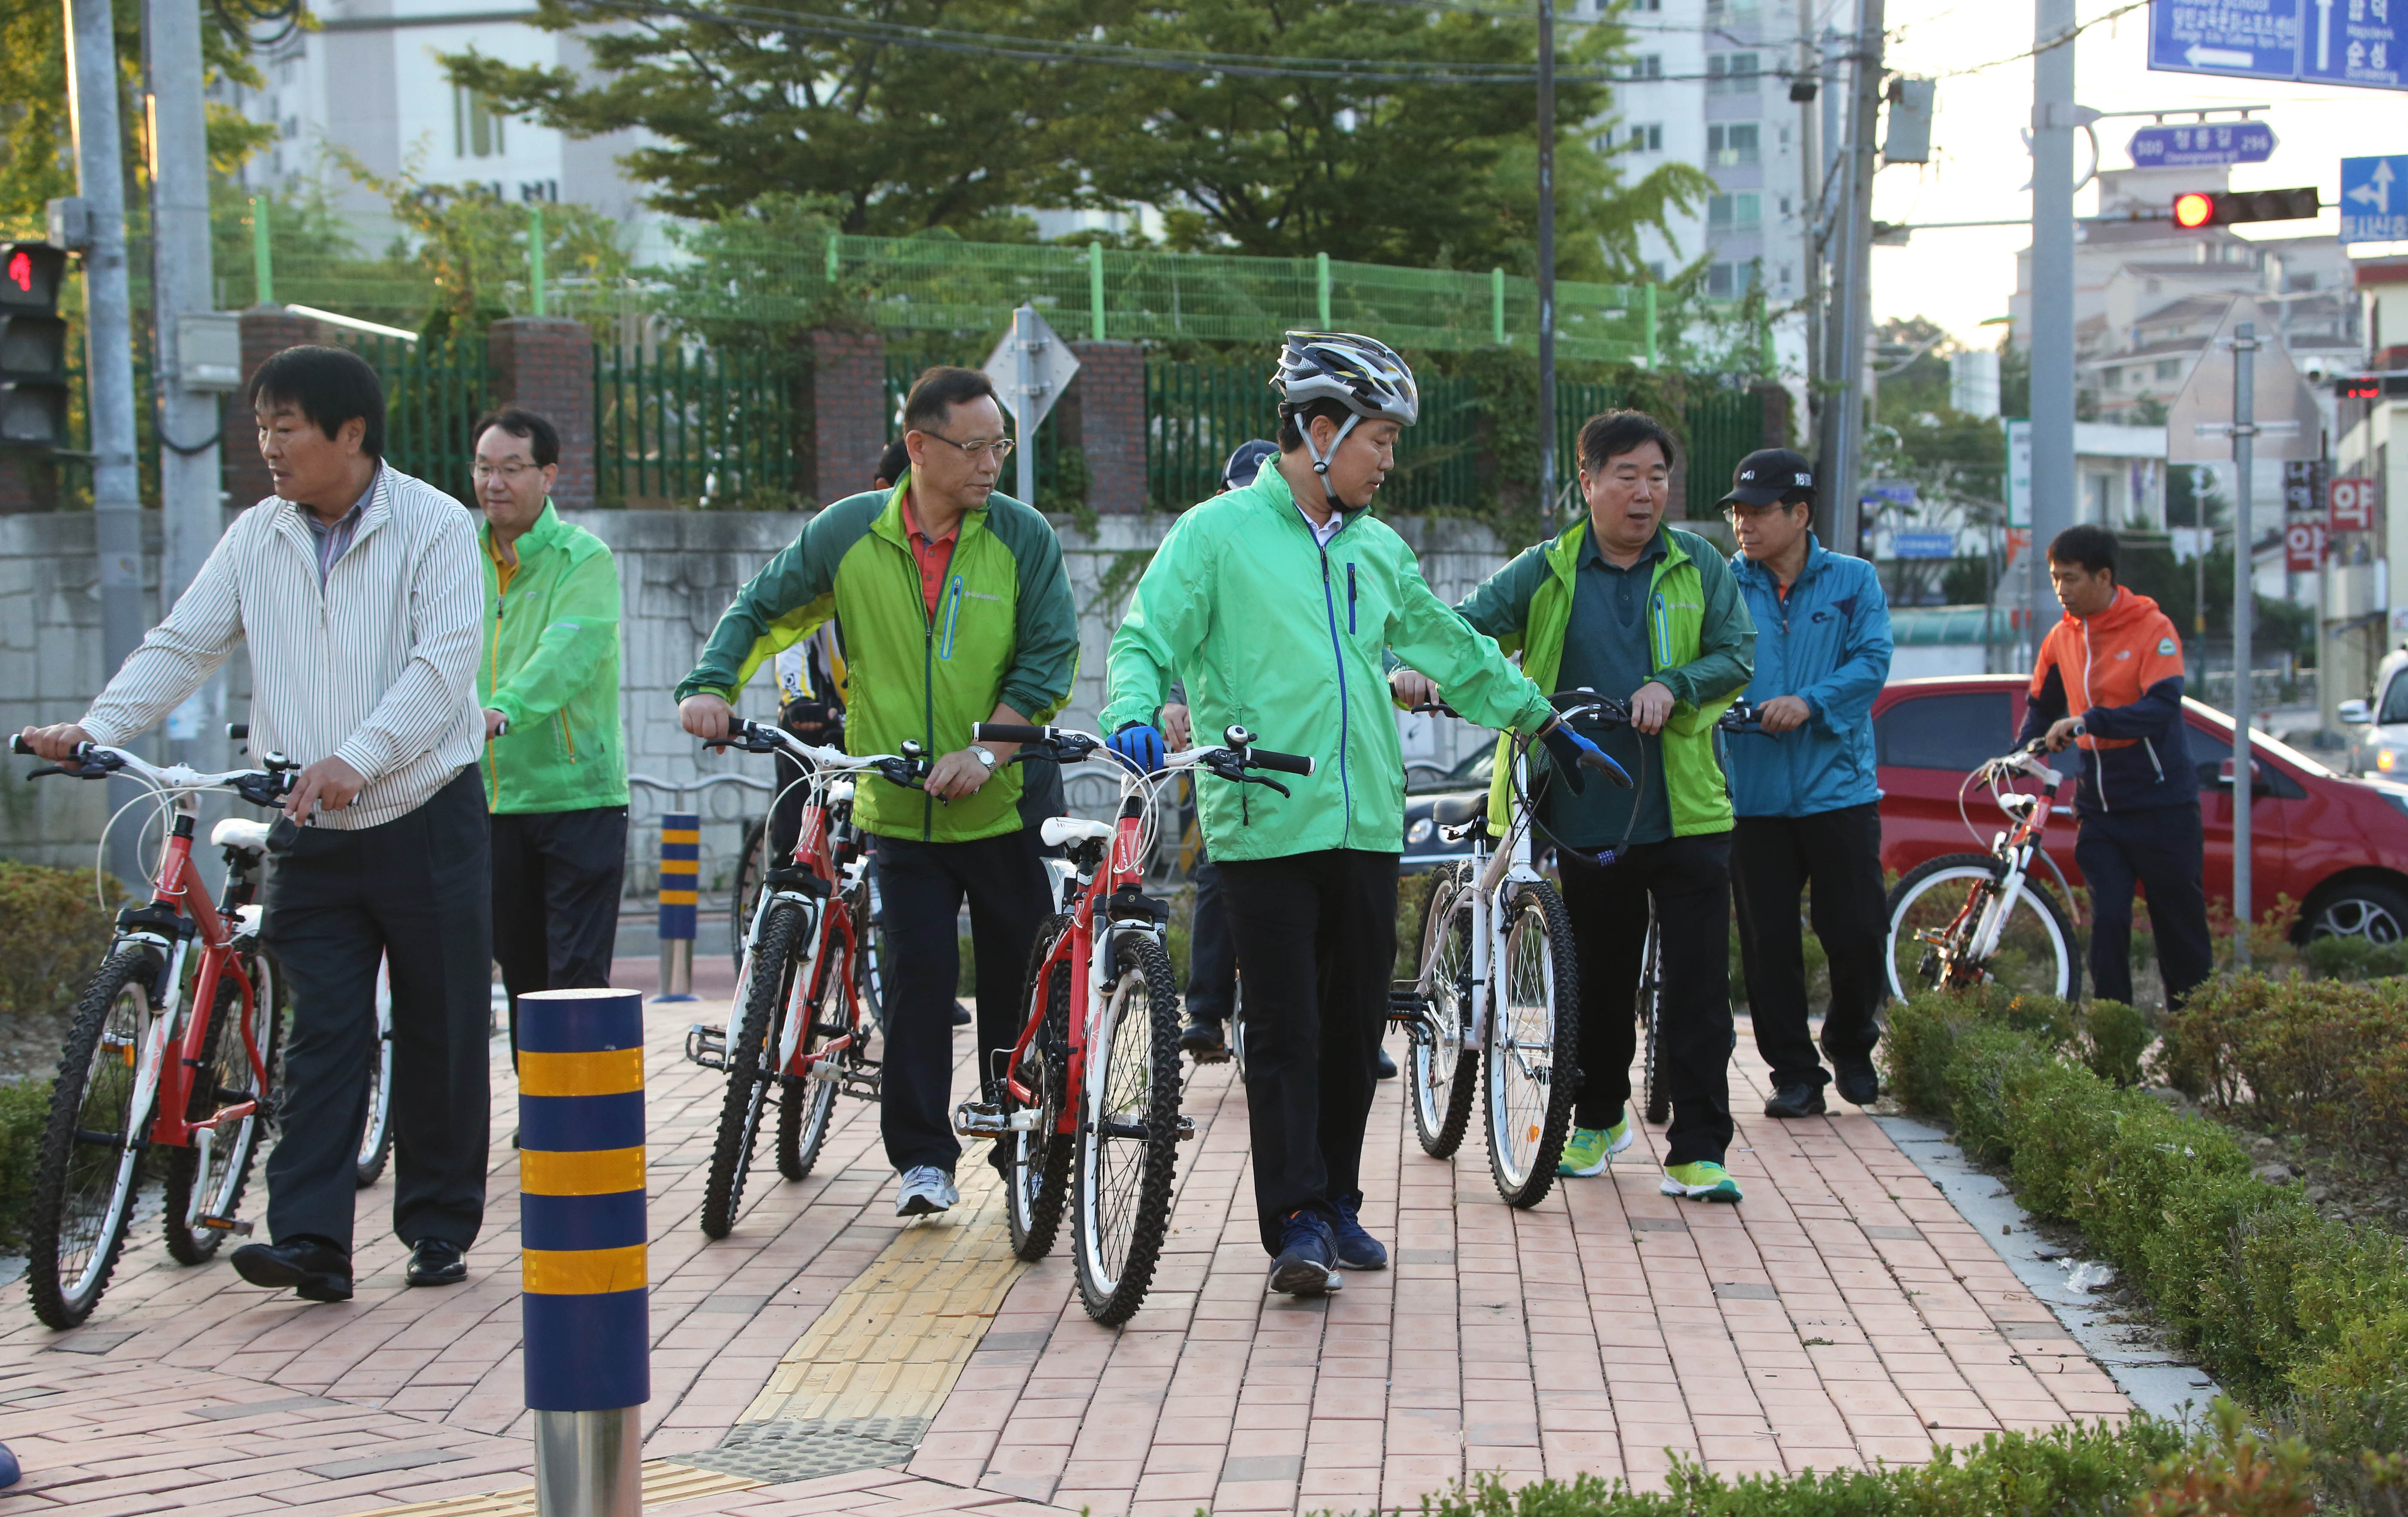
top-left (82, 464), bottom-right (485, 830)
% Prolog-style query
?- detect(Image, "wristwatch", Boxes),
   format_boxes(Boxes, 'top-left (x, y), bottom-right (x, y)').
top-left (968, 744), bottom-right (998, 772)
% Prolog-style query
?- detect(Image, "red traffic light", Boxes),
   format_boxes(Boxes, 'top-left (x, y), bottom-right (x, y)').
top-left (0, 242), bottom-right (64, 310)
top-left (2166, 188), bottom-right (2322, 229)
top-left (2173, 192), bottom-right (2216, 228)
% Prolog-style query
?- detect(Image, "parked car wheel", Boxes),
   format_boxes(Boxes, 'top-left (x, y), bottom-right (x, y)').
top-left (2302, 878), bottom-right (2408, 944)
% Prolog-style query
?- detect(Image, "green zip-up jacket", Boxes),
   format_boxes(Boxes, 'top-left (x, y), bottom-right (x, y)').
top-left (676, 478), bottom-right (1077, 844)
top-left (1456, 520), bottom-right (1753, 837)
top-left (1103, 465), bottom-right (1555, 863)
top-left (479, 501), bottom-right (628, 814)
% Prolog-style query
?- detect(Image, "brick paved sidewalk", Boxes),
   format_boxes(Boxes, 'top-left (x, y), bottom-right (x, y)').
top-left (0, 999), bottom-right (2126, 1517)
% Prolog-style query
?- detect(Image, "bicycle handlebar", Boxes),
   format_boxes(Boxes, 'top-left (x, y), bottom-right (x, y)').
top-left (975, 721), bottom-right (1314, 792)
top-left (705, 719), bottom-right (928, 789)
top-left (13, 735), bottom-right (297, 808)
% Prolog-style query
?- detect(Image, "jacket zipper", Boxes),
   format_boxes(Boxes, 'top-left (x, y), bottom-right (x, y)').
top-left (1347, 562), bottom-right (1358, 635)
top-left (940, 574), bottom-right (963, 660)
top-left (911, 543), bottom-right (937, 841)
top-left (1316, 520), bottom-right (1355, 846)
top-left (2078, 620), bottom-right (2107, 812)
top-left (485, 590), bottom-right (506, 797)
top-left (558, 709), bottom-right (577, 763)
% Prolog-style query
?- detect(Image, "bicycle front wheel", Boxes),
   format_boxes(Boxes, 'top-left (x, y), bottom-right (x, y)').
top-left (1640, 917), bottom-right (1669, 1126)
top-left (1885, 853), bottom-right (2081, 1003)
top-left (1072, 930), bottom-right (1182, 1325)
top-left (29, 947), bottom-right (161, 1328)
top-left (731, 816), bottom-right (768, 975)
top-left (355, 957), bottom-right (394, 1186)
top-left (165, 953), bottom-right (286, 1263)
top-left (1004, 915), bottom-right (1074, 1262)
top-left (701, 899), bottom-right (807, 1238)
top-left (1486, 882), bottom-right (1580, 1209)
top-left (1410, 862), bottom-right (1479, 1159)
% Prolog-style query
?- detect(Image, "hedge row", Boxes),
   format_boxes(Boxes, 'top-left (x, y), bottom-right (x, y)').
top-left (1883, 983), bottom-right (2408, 1510)
top-left (2163, 974), bottom-right (2408, 1172)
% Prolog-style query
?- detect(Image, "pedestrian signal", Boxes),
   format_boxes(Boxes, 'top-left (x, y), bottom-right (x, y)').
top-left (0, 241), bottom-right (70, 451)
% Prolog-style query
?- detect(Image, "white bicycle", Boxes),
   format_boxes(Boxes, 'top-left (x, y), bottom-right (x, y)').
top-left (355, 958), bottom-right (395, 1186)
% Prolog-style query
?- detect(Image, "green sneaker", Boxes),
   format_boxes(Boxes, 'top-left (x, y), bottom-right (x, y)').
top-left (1557, 1115), bottom-right (1635, 1177)
top-left (1660, 1161), bottom-right (1743, 1203)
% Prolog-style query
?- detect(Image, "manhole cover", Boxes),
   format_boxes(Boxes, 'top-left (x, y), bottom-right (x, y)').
top-left (674, 1416), bottom-right (931, 1485)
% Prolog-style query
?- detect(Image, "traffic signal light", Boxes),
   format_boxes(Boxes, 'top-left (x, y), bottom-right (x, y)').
top-left (2169, 188), bottom-right (2322, 228)
top-left (2334, 373), bottom-right (2408, 400)
top-left (0, 242), bottom-right (70, 451)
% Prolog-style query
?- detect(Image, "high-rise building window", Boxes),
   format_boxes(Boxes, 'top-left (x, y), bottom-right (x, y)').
top-left (1625, 123), bottom-right (1663, 152)
top-left (1620, 54), bottom-right (1665, 79)
top-left (1707, 52), bottom-right (1760, 95)
top-left (1707, 193), bottom-right (1761, 232)
top-left (455, 87), bottom-right (505, 159)
top-left (2155, 358), bottom-right (2181, 380)
top-left (1707, 123), bottom-right (1760, 166)
top-left (1707, 262), bottom-right (1760, 297)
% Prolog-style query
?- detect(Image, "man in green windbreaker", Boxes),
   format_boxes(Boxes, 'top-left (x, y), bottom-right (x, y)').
top-left (473, 409), bottom-right (628, 1064)
top-left (677, 367), bottom-right (1078, 1220)
top-left (1395, 410), bottom-right (1756, 1203)
top-left (1103, 334), bottom-right (1612, 1297)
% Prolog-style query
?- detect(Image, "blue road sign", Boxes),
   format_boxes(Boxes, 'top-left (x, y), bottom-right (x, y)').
top-left (2341, 155), bottom-right (2408, 243)
top-left (1891, 531), bottom-right (1957, 560)
top-left (2129, 121), bottom-right (2278, 167)
top-left (2301, 0), bottom-right (2402, 87)
top-left (2150, 0), bottom-right (2302, 82)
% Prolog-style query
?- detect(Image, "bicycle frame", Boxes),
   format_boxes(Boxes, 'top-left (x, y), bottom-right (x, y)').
top-left (1423, 741), bottom-right (1547, 1059)
top-left (1924, 752), bottom-right (2071, 984)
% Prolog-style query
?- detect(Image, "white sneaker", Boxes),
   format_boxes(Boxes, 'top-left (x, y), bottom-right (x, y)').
top-left (896, 1165), bottom-right (958, 1217)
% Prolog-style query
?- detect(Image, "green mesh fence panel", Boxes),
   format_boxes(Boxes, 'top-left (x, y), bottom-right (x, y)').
top-left (597, 344), bottom-right (804, 509)
top-left (334, 331), bottom-right (491, 505)
top-left (1683, 388), bottom-right (1765, 518)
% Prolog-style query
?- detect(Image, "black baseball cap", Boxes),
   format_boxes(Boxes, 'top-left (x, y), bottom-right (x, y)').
top-left (1222, 439), bottom-right (1279, 491)
top-left (1719, 447), bottom-right (1815, 509)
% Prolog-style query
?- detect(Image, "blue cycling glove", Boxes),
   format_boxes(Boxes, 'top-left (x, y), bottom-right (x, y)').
top-left (1106, 722), bottom-right (1165, 776)
top-left (1542, 722), bottom-right (1635, 791)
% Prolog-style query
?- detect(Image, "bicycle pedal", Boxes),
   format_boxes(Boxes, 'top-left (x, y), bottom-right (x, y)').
top-left (197, 1214), bottom-right (254, 1235)
top-left (684, 1023), bottom-right (729, 1071)
top-left (954, 1101), bottom-right (1009, 1137)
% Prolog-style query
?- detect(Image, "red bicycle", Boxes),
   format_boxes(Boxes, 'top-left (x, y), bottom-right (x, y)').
top-left (955, 721), bottom-right (1311, 1325)
top-left (685, 720), bottom-right (928, 1238)
top-left (10, 733), bottom-right (296, 1328)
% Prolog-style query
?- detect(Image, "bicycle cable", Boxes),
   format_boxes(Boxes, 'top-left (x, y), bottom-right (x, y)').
top-left (1506, 703), bottom-right (1651, 871)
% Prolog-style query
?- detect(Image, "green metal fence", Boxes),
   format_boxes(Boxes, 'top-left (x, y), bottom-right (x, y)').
top-left (595, 345), bottom-right (802, 508)
top-left (1553, 380), bottom-right (1767, 518)
top-left (1143, 360), bottom-right (1480, 513)
top-left (335, 333), bottom-right (490, 505)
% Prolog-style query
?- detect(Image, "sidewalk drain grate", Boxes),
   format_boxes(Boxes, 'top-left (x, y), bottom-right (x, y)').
top-left (674, 1416), bottom-right (932, 1485)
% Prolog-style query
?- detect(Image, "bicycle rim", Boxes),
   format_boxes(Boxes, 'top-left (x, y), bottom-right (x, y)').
top-left (1073, 932), bottom-right (1181, 1325)
top-left (166, 956), bottom-right (282, 1263)
top-left (1487, 886), bottom-right (1578, 1208)
top-left (1886, 858), bottom-right (2077, 1002)
top-left (701, 901), bottom-right (804, 1238)
top-left (29, 950), bottom-right (157, 1328)
top-left (1411, 865), bottom-right (1477, 1159)
top-left (356, 1025), bottom-right (394, 1184)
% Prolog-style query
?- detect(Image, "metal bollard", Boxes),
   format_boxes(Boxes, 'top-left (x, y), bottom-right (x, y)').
top-left (518, 988), bottom-right (650, 1517)
top-left (654, 812), bottom-right (698, 1002)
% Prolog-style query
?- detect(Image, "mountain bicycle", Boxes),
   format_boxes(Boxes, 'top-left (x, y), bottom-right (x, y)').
top-left (10, 733), bottom-right (296, 1329)
top-left (955, 721), bottom-right (1309, 1324)
top-left (684, 721), bottom-right (928, 1238)
top-left (1396, 696), bottom-right (1628, 1208)
top-left (1884, 738), bottom-right (2083, 1002)
top-left (355, 956), bottom-right (395, 1186)
top-left (734, 807), bottom-right (887, 1031)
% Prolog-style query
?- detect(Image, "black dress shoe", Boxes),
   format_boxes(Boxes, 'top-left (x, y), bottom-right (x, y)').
top-left (406, 1238), bottom-right (468, 1287)
top-left (1834, 1062), bottom-right (1882, 1106)
top-left (1375, 1045), bottom-right (1399, 1080)
top-left (231, 1237), bottom-right (352, 1302)
top-left (1763, 1082), bottom-right (1828, 1119)
top-left (1180, 1016), bottom-right (1229, 1063)
top-left (951, 1003), bottom-right (973, 1027)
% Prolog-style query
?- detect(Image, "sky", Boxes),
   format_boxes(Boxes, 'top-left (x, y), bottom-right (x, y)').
top-left (1865, 0), bottom-right (2408, 345)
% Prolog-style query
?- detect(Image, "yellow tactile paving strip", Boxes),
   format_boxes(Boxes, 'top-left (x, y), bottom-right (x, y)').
top-left (350, 1460), bottom-right (762, 1516)
top-left (738, 1159), bottom-right (1026, 1426)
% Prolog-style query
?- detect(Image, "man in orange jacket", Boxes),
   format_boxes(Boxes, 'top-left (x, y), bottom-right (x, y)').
top-left (2014, 524), bottom-right (2213, 1009)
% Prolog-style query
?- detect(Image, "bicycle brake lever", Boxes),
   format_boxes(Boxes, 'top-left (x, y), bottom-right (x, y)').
top-left (1240, 773), bottom-right (1292, 800)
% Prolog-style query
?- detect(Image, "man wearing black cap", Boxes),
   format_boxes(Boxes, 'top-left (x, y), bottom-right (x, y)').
top-left (1720, 449), bottom-right (1895, 1116)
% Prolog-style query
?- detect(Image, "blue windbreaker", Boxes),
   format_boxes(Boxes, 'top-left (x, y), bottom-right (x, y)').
top-left (1725, 537), bottom-right (1894, 818)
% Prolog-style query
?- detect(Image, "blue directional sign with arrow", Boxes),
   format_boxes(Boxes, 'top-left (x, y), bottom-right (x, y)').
top-left (2150, 0), bottom-right (2405, 88)
top-left (2341, 155), bottom-right (2408, 244)
top-left (2128, 121), bottom-right (2278, 167)
top-left (2301, 0), bottom-right (2402, 87)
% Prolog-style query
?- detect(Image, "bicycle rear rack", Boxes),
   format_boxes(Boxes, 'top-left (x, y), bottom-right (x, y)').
top-left (684, 1023), bottom-right (728, 1071)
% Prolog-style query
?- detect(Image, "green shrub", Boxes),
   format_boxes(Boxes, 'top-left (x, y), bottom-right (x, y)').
top-left (2299, 932), bottom-right (2408, 983)
top-left (1940, 1022), bottom-right (2053, 1165)
top-left (0, 862), bottom-right (120, 1017)
top-left (2162, 973), bottom-right (2408, 1171)
top-left (0, 1076), bottom-right (51, 1250)
top-left (2079, 998), bottom-right (2152, 1087)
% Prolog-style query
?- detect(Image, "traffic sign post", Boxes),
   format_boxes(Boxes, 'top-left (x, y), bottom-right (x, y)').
top-left (2150, 0), bottom-right (2405, 88)
top-left (2340, 156), bottom-right (2408, 244)
top-left (981, 304), bottom-right (1080, 509)
top-left (2129, 121), bottom-right (2276, 167)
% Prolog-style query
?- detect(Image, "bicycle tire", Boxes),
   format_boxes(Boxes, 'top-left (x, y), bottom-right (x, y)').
top-left (1004, 914), bottom-right (1074, 1262)
top-left (701, 898), bottom-right (807, 1238)
top-left (1071, 930), bottom-right (1183, 1326)
top-left (1885, 852), bottom-right (2082, 1004)
top-left (28, 947), bottom-right (161, 1329)
top-left (776, 911), bottom-right (847, 1182)
top-left (164, 953), bottom-right (286, 1263)
top-left (355, 959), bottom-right (395, 1186)
top-left (1486, 882), bottom-right (1581, 1209)
top-left (1410, 862), bottom-right (1479, 1159)
top-left (1641, 919), bottom-right (1670, 1126)
top-left (731, 817), bottom-right (768, 975)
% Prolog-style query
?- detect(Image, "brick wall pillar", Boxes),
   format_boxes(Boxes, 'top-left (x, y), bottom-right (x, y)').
top-left (487, 317), bottom-right (597, 510)
top-left (228, 306), bottom-right (324, 507)
top-left (1064, 341), bottom-right (1146, 514)
top-left (810, 330), bottom-right (886, 507)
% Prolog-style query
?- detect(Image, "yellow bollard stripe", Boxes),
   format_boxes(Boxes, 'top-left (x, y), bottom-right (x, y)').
top-left (517, 1048), bottom-right (645, 1097)
top-left (520, 1145), bottom-right (646, 1195)
top-left (658, 889), bottom-right (698, 905)
top-left (523, 1243), bottom-right (648, 1295)
top-left (660, 828), bottom-right (701, 843)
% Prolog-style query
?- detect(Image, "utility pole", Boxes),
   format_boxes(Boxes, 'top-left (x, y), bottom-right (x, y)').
top-left (2229, 322), bottom-right (2258, 965)
top-left (146, 0), bottom-right (225, 778)
top-left (2026, 0), bottom-right (2077, 665)
top-left (64, 0), bottom-right (148, 886)
top-left (1824, 0), bottom-right (1885, 558)
top-left (1798, 0), bottom-right (1823, 421)
top-left (1537, 0), bottom-right (1559, 534)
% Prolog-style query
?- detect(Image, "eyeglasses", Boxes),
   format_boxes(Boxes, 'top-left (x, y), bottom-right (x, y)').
top-left (472, 461), bottom-right (544, 482)
top-left (919, 431), bottom-right (1016, 463)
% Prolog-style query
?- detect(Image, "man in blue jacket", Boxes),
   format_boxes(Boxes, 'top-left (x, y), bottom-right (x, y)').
top-left (1721, 450), bottom-right (1895, 1116)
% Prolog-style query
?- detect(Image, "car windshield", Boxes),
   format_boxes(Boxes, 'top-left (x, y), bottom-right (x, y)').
top-left (2181, 698), bottom-right (2338, 778)
top-left (2383, 668), bottom-right (2408, 725)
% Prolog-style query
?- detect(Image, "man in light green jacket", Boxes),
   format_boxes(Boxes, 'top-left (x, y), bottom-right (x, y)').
top-left (473, 410), bottom-right (628, 1059)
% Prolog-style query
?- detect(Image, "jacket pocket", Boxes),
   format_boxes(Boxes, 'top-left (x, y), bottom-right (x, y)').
top-left (557, 710), bottom-right (579, 764)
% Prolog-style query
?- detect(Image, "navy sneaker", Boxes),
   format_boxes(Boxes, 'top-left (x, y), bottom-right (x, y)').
top-left (1329, 1193), bottom-right (1388, 1270)
top-left (1267, 1210), bottom-right (1341, 1296)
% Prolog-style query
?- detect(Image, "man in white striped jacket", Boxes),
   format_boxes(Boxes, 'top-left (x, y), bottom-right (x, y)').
top-left (21, 345), bottom-right (492, 1303)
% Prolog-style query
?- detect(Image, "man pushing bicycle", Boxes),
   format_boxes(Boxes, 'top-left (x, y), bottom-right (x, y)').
top-left (677, 367), bottom-right (1078, 1220)
top-left (1102, 333), bottom-right (1610, 1296)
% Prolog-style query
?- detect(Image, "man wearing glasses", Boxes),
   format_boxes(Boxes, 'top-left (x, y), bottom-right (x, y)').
top-left (472, 409), bottom-right (628, 1069)
top-left (676, 367), bottom-right (1077, 1219)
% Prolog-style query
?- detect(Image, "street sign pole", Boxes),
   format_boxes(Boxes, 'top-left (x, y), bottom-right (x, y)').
top-left (1537, 0), bottom-right (1557, 536)
top-left (1826, 0), bottom-right (1886, 560)
top-left (2027, 0), bottom-right (2078, 671)
top-left (1014, 306), bottom-right (1038, 508)
top-left (2231, 321), bottom-right (2256, 966)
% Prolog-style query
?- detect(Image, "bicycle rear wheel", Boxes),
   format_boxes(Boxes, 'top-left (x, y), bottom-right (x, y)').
top-left (1885, 853), bottom-right (2080, 1003)
top-left (1486, 882), bottom-right (1580, 1208)
top-left (701, 899), bottom-right (807, 1238)
top-left (1072, 930), bottom-right (1182, 1325)
top-left (29, 947), bottom-right (161, 1328)
top-left (1410, 862), bottom-right (1479, 1159)
top-left (1004, 915), bottom-right (1074, 1262)
top-left (1640, 918), bottom-right (1670, 1126)
top-left (166, 952), bottom-right (286, 1263)
top-left (355, 957), bottom-right (394, 1186)
top-left (776, 913), bottom-right (847, 1182)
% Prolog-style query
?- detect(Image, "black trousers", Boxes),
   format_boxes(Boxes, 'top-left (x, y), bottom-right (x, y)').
top-left (1217, 849), bottom-right (1398, 1254)
top-left (1185, 840), bottom-right (1237, 1024)
top-left (1559, 833), bottom-right (1735, 1167)
top-left (2075, 803), bottom-right (2213, 1010)
top-left (261, 767), bottom-right (491, 1254)
top-left (873, 828), bottom-right (1051, 1174)
top-left (493, 806), bottom-right (628, 1059)
top-left (1731, 804), bottom-right (1888, 1089)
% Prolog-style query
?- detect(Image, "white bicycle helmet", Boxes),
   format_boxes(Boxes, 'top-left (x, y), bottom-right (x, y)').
top-left (1271, 331), bottom-right (1419, 504)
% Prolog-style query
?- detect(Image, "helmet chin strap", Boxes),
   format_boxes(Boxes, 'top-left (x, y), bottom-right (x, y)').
top-left (1302, 412), bottom-right (1364, 510)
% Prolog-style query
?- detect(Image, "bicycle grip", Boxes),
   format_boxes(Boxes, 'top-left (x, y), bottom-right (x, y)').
top-left (1247, 748), bottom-right (1314, 777)
top-left (8, 735), bottom-right (27, 755)
top-left (972, 722), bottom-right (1049, 745)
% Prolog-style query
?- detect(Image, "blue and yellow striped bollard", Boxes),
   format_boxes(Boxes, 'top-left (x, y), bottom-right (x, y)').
top-left (655, 811), bottom-right (698, 1002)
top-left (519, 987), bottom-right (649, 1517)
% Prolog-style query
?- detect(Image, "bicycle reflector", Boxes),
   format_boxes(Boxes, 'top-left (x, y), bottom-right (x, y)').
top-left (2168, 188), bottom-right (2321, 228)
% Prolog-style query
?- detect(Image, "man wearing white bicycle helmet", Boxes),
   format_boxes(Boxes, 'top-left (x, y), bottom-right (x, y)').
top-left (1104, 333), bottom-right (1611, 1297)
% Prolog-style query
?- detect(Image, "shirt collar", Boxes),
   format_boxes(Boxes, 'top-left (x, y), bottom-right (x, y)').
top-left (901, 485), bottom-right (961, 546)
top-left (298, 467), bottom-right (378, 535)
top-left (1580, 523), bottom-right (1666, 571)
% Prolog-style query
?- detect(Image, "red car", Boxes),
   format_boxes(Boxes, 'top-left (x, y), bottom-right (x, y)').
top-left (1872, 675), bottom-right (2408, 944)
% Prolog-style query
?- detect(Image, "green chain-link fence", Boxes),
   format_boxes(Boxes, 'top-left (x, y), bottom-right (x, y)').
top-left (1143, 360), bottom-right (1480, 513)
top-left (596, 345), bottom-right (802, 509)
top-left (336, 332), bottom-right (490, 506)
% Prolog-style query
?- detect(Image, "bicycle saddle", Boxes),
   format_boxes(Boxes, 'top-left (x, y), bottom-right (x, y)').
top-left (211, 818), bottom-right (273, 855)
top-left (1431, 795), bottom-right (1486, 827)
top-left (1041, 816), bottom-right (1113, 847)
